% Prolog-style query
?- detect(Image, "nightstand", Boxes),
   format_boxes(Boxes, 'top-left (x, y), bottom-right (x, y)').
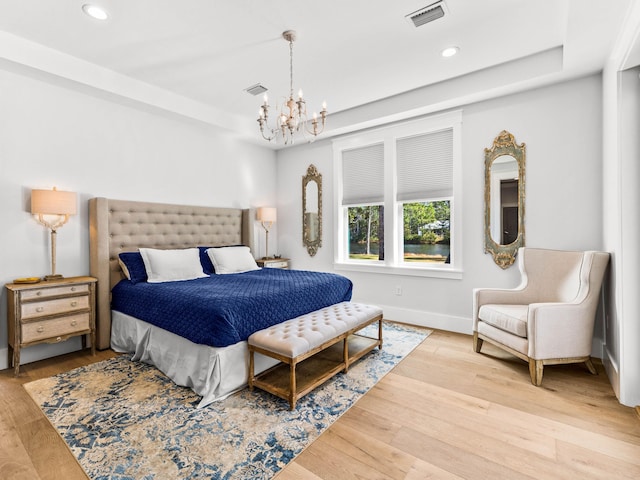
top-left (256, 258), bottom-right (290, 269)
top-left (6, 276), bottom-right (97, 375)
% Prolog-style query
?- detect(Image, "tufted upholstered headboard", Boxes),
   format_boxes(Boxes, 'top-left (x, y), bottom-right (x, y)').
top-left (89, 197), bottom-right (252, 350)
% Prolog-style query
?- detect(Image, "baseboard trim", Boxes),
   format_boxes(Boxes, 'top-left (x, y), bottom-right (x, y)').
top-left (0, 347), bottom-right (6, 371)
top-left (375, 304), bottom-right (472, 334)
top-left (363, 304), bottom-right (606, 358)
top-left (602, 345), bottom-right (621, 401)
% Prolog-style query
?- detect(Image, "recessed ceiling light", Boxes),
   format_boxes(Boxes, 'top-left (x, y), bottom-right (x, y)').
top-left (82, 4), bottom-right (109, 20)
top-left (441, 46), bottom-right (459, 58)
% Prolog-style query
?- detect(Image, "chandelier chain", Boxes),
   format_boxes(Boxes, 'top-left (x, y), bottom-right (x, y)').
top-left (289, 38), bottom-right (294, 100)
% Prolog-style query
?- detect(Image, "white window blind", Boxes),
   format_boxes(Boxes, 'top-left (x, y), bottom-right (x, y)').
top-left (341, 143), bottom-right (384, 205)
top-left (396, 128), bottom-right (453, 201)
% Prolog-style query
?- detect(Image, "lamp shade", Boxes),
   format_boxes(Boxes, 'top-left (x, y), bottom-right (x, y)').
top-left (257, 207), bottom-right (277, 223)
top-left (31, 188), bottom-right (77, 215)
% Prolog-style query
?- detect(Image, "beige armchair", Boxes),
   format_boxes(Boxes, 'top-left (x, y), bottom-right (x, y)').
top-left (473, 247), bottom-right (609, 386)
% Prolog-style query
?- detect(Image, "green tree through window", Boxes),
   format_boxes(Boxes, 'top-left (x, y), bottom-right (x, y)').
top-left (348, 205), bottom-right (384, 260)
top-left (402, 200), bottom-right (450, 263)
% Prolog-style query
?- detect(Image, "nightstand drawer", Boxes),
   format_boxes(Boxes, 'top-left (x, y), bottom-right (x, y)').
top-left (257, 258), bottom-right (290, 269)
top-left (21, 295), bottom-right (89, 320)
top-left (22, 313), bottom-right (91, 344)
top-left (21, 284), bottom-right (89, 301)
top-left (264, 260), bottom-right (288, 268)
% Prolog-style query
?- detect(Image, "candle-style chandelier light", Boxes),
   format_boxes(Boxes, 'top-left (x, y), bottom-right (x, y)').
top-left (257, 30), bottom-right (327, 144)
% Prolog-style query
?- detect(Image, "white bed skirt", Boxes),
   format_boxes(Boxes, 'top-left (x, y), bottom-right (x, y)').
top-left (110, 311), bottom-right (278, 408)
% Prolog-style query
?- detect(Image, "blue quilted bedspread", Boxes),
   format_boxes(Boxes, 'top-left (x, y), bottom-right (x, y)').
top-left (111, 268), bottom-right (353, 347)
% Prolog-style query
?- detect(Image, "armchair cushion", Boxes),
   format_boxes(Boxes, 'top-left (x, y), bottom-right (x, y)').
top-left (478, 304), bottom-right (528, 338)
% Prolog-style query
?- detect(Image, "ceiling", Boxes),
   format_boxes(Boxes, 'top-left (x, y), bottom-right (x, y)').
top-left (0, 0), bottom-right (634, 147)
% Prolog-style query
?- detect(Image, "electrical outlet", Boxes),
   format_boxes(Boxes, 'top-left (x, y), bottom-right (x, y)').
top-left (395, 285), bottom-right (402, 296)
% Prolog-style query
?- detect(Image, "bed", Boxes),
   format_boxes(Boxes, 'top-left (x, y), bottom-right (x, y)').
top-left (88, 197), bottom-right (352, 407)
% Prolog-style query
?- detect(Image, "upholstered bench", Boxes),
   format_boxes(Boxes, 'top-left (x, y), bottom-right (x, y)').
top-left (248, 301), bottom-right (383, 409)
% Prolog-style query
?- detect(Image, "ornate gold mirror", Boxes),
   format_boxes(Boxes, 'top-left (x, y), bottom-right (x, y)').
top-left (484, 130), bottom-right (526, 269)
top-left (302, 164), bottom-right (322, 256)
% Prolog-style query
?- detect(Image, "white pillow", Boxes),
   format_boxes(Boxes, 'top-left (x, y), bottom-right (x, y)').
top-left (207, 246), bottom-right (260, 274)
top-left (139, 247), bottom-right (208, 283)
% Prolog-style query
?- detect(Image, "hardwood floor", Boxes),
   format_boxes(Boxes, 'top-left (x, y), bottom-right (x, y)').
top-left (0, 349), bottom-right (117, 480)
top-left (282, 330), bottom-right (640, 480)
top-left (1, 331), bottom-right (639, 479)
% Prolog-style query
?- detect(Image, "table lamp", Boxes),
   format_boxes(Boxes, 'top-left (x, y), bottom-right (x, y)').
top-left (257, 207), bottom-right (277, 259)
top-left (31, 187), bottom-right (77, 280)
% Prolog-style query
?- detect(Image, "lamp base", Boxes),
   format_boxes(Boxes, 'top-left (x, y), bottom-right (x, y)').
top-left (44, 274), bottom-right (64, 281)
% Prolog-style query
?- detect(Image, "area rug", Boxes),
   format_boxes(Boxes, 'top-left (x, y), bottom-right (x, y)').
top-left (24, 322), bottom-right (429, 480)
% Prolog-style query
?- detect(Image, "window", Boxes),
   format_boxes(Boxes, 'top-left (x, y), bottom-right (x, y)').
top-left (333, 111), bottom-right (462, 277)
top-left (402, 200), bottom-right (449, 263)
top-left (341, 142), bottom-right (385, 261)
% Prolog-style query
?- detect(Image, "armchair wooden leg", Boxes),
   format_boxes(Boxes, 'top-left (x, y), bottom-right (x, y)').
top-left (585, 358), bottom-right (598, 375)
top-left (473, 332), bottom-right (483, 353)
top-left (528, 359), bottom-right (543, 386)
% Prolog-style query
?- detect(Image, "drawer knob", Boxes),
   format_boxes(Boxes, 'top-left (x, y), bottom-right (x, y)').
top-left (36, 307), bottom-right (44, 312)
top-left (70, 301), bottom-right (78, 307)
top-left (37, 326), bottom-right (44, 333)
top-left (70, 287), bottom-right (76, 292)
top-left (36, 291), bottom-right (42, 296)
top-left (70, 320), bottom-right (77, 327)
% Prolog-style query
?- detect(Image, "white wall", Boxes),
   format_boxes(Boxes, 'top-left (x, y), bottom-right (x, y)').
top-left (0, 68), bottom-right (276, 369)
top-left (617, 66), bottom-right (640, 407)
top-left (602, 64), bottom-right (640, 407)
top-left (277, 75), bottom-right (604, 341)
top-left (600, 1), bottom-right (640, 408)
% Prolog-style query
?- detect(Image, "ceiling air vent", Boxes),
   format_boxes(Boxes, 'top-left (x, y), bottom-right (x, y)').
top-left (244, 83), bottom-right (268, 96)
top-left (406, 1), bottom-right (448, 28)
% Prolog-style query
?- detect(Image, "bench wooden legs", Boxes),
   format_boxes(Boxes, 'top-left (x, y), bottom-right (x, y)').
top-left (289, 362), bottom-right (297, 410)
top-left (343, 338), bottom-right (349, 373)
top-left (341, 319), bottom-right (382, 373)
top-left (248, 314), bottom-right (383, 410)
top-left (248, 349), bottom-right (254, 391)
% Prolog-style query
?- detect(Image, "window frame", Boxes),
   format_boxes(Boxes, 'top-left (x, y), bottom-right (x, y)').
top-left (333, 111), bottom-right (463, 279)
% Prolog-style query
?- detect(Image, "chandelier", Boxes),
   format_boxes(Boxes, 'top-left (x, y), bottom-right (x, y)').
top-left (257, 30), bottom-right (327, 144)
